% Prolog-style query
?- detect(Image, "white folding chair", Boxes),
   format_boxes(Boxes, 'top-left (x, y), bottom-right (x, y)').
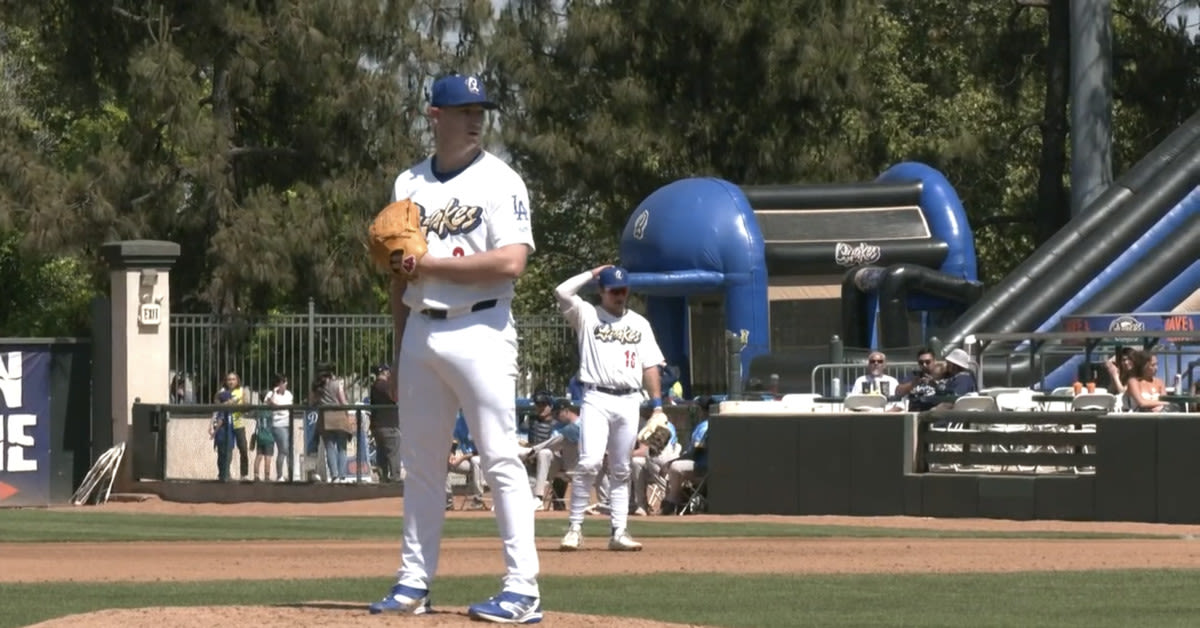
top-left (1039, 386), bottom-right (1077, 412)
top-left (951, 394), bottom-right (999, 412)
top-left (981, 387), bottom-right (1028, 398)
top-left (841, 393), bottom-right (887, 412)
top-left (1071, 393), bottom-right (1116, 412)
top-left (995, 390), bottom-right (1040, 412)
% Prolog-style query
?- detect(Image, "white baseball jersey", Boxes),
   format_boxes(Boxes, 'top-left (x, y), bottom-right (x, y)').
top-left (554, 272), bottom-right (664, 390)
top-left (391, 151), bottom-right (535, 311)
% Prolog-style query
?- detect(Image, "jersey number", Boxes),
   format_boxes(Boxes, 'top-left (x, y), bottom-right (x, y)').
top-left (624, 350), bottom-right (637, 368)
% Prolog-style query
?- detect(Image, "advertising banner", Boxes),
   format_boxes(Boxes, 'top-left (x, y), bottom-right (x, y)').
top-left (0, 348), bottom-right (52, 507)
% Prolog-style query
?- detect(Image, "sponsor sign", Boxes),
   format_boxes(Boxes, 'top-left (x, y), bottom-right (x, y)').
top-left (0, 348), bottom-right (51, 506)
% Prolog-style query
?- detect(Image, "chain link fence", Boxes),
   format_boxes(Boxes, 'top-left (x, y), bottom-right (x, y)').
top-left (170, 301), bottom-right (577, 404)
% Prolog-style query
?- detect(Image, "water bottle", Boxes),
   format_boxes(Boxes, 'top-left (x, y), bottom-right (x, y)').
top-left (830, 377), bottom-right (842, 399)
top-left (1174, 374), bottom-right (1183, 393)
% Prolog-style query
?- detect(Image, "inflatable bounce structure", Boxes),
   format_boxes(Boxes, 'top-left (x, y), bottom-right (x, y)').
top-left (614, 112), bottom-right (1200, 394)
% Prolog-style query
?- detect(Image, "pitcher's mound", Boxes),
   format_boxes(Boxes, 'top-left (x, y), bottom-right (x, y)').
top-left (25, 603), bottom-right (706, 627)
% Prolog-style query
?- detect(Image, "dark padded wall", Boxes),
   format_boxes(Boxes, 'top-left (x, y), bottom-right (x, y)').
top-left (1155, 418), bottom-right (1200, 523)
top-left (1035, 476), bottom-right (1095, 521)
top-left (708, 414), bottom-right (905, 516)
top-left (708, 417), bottom-right (801, 514)
top-left (48, 343), bottom-right (93, 503)
top-left (708, 411), bottom-right (1200, 523)
top-left (792, 417), bottom-right (852, 515)
top-left (1094, 417), bottom-right (1157, 522)
top-left (848, 416), bottom-right (906, 515)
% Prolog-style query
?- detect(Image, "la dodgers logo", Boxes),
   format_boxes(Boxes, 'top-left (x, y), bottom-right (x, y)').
top-left (420, 199), bottom-right (484, 239)
top-left (593, 324), bottom-right (641, 345)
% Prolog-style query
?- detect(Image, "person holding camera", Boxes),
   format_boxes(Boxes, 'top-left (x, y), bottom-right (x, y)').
top-left (895, 347), bottom-right (941, 411)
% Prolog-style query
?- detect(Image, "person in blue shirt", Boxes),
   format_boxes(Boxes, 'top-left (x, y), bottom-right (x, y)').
top-left (630, 403), bottom-right (680, 516)
top-left (567, 376), bottom-right (584, 404)
top-left (446, 411), bottom-right (485, 510)
top-left (663, 396), bottom-right (714, 515)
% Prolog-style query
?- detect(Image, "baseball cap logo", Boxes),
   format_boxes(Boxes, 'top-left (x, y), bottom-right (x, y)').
top-left (466, 77), bottom-right (480, 93)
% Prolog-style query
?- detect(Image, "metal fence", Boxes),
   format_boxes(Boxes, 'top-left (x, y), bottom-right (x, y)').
top-left (811, 361), bottom-right (921, 397)
top-left (169, 300), bottom-right (577, 404)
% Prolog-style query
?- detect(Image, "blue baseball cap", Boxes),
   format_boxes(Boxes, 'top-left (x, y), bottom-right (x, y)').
top-left (598, 266), bottom-right (630, 290)
top-left (430, 74), bottom-right (498, 109)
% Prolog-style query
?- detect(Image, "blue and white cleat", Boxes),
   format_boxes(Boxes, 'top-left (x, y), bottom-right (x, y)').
top-left (368, 583), bottom-right (431, 615)
top-left (467, 591), bottom-right (543, 624)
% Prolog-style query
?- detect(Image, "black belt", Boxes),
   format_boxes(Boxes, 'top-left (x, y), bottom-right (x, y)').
top-left (586, 384), bottom-right (639, 396)
top-left (420, 299), bottom-right (498, 320)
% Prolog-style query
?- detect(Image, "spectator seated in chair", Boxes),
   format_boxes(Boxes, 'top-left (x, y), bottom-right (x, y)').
top-left (1124, 350), bottom-right (1169, 413)
top-left (630, 402), bottom-right (680, 516)
top-left (850, 351), bottom-right (900, 397)
top-left (446, 411), bottom-right (486, 510)
top-left (520, 394), bottom-right (582, 511)
top-left (931, 348), bottom-right (978, 410)
top-left (663, 396), bottom-right (713, 515)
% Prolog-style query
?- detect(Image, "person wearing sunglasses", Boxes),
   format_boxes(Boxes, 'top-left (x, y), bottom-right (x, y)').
top-left (850, 352), bottom-right (900, 397)
top-left (895, 347), bottom-right (941, 411)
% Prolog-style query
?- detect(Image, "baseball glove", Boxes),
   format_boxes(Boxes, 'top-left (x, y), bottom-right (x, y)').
top-left (637, 410), bottom-right (671, 456)
top-left (368, 199), bottom-right (427, 279)
top-left (640, 424), bottom-right (673, 457)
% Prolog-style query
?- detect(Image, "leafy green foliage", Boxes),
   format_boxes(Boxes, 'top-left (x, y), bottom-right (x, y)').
top-left (0, 0), bottom-right (1197, 337)
top-left (0, 232), bottom-right (94, 336)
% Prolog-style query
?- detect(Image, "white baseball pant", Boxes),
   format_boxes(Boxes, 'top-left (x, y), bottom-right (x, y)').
top-left (447, 455), bottom-right (484, 499)
top-left (568, 390), bottom-right (640, 531)
top-left (394, 303), bottom-right (539, 597)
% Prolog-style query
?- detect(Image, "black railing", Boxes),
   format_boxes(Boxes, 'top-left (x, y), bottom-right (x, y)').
top-left (914, 410), bottom-right (1102, 473)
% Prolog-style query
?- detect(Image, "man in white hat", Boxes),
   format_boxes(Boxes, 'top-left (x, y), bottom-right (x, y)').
top-left (940, 348), bottom-right (978, 398)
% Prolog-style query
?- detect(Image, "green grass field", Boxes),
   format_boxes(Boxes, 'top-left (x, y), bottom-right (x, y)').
top-left (6, 571), bottom-right (1200, 628)
top-left (3, 509), bottom-right (1200, 627)
top-left (0, 509), bottom-right (1174, 543)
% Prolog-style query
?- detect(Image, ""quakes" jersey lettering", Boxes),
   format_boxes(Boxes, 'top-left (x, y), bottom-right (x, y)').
top-left (592, 323), bottom-right (642, 345)
top-left (419, 199), bottom-right (484, 239)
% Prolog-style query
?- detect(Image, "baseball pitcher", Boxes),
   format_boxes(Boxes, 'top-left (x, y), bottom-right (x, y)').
top-left (366, 73), bottom-right (541, 624)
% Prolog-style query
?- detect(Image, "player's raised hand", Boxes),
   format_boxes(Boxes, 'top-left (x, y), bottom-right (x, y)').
top-left (590, 264), bottom-right (613, 277)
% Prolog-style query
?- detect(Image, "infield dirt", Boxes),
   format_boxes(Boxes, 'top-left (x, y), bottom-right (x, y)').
top-left (13, 496), bottom-right (1200, 627)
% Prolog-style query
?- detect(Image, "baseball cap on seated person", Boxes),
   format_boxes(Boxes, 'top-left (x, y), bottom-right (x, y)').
top-left (430, 73), bottom-right (498, 110)
top-left (533, 390), bottom-right (554, 407)
top-left (598, 266), bottom-right (630, 291)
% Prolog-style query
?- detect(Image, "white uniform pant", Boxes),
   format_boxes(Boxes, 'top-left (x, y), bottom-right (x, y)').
top-left (447, 455), bottom-right (484, 498)
top-left (632, 449), bottom-right (678, 512)
top-left (394, 303), bottom-right (539, 597)
top-left (568, 389), bottom-right (640, 532)
top-left (667, 459), bottom-right (697, 504)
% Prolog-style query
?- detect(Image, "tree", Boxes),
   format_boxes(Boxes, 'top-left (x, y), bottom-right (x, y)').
top-left (0, 0), bottom-right (497, 323)
top-left (491, 0), bottom-right (887, 313)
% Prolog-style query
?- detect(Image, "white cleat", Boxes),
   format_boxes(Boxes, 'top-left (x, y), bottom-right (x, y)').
top-left (560, 527), bottom-right (582, 551)
top-left (608, 530), bottom-right (643, 551)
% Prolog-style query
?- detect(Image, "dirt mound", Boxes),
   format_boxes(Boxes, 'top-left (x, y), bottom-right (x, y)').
top-left (24, 603), bottom-right (704, 627)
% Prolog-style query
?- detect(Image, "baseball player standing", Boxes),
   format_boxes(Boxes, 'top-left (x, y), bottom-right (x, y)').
top-left (554, 265), bottom-right (666, 551)
top-left (368, 73), bottom-right (542, 624)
